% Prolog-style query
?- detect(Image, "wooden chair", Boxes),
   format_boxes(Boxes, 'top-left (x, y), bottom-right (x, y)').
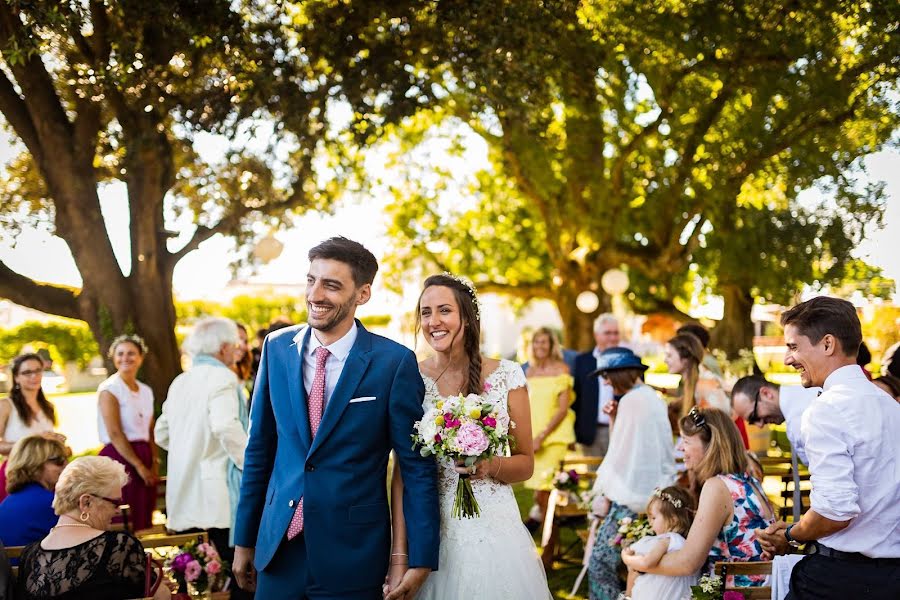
top-left (6, 545), bottom-right (24, 579)
top-left (540, 457), bottom-right (600, 568)
top-left (138, 530), bottom-right (208, 551)
top-left (714, 561), bottom-right (773, 599)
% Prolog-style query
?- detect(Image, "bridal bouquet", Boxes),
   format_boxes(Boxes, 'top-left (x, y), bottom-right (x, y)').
top-left (412, 392), bottom-right (512, 518)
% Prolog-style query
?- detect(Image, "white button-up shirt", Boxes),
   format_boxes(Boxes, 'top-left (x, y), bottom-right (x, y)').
top-left (593, 347), bottom-right (614, 425)
top-left (801, 364), bottom-right (900, 557)
top-left (778, 385), bottom-right (819, 465)
top-left (294, 322), bottom-right (358, 406)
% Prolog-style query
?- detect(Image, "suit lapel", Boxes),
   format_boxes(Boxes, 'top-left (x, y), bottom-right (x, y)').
top-left (288, 326), bottom-right (313, 452)
top-left (308, 322), bottom-right (372, 457)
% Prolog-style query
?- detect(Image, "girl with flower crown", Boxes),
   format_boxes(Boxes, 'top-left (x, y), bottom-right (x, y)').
top-left (620, 486), bottom-right (698, 599)
top-left (385, 273), bottom-right (552, 600)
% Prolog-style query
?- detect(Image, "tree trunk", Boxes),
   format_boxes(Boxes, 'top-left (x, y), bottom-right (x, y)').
top-left (710, 283), bottom-right (755, 359)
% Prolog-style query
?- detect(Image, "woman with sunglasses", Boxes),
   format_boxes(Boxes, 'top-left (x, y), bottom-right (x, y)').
top-left (586, 347), bottom-right (676, 600)
top-left (16, 456), bottom-right (173, 600)
top-left (623, 407), bottom-right (773, 589)
top-left (0, 353), bottom-right (66, 503)
top-left (0, 435), bottom-right (68, 547)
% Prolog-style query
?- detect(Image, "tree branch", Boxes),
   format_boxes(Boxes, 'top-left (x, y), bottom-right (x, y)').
top-left (0, 260), bottom-right (81, 320)
top-left (475, 280), bottom-right (554, 301)
top-left (0, 69), bottom-right (42, 161)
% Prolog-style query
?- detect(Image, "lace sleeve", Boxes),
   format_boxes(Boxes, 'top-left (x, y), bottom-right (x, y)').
top-left (503, 360), bottom-right (528, 391)
top-left (107, 532), bottom-right (146, 588)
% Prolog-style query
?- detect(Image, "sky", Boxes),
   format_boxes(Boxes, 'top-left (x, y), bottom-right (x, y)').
top-left (1, 129), bottom-right (898, 313)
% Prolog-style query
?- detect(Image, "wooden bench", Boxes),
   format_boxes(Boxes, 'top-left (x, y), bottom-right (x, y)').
top-left (714, 560), bottom-right (773, 599)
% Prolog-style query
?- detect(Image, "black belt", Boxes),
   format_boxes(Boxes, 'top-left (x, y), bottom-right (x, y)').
top-left (809, 542), bottom-right (900, 566)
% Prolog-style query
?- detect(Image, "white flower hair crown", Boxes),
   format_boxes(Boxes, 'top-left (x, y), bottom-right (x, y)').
top-left (442, 272), bottom-right (481, 320)
top-left (653, 487), bottom-right (683, 508)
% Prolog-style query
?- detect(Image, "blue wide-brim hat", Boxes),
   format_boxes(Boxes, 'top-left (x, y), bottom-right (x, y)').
top-left (588, 346), bottom-right (648, 377)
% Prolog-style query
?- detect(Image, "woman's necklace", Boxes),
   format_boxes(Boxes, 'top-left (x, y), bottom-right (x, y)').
top-left (432, 359), bottom-right (466, 397)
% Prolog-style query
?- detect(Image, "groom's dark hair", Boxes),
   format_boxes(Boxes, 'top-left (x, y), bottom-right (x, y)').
top-left (308, 237), bottom-right (379, 286)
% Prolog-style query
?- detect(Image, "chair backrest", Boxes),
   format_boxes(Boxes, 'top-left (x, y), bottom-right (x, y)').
top-left (714, 561), bottom-right (773, 599)
top-left (138, 530), bottom-right (208, 550)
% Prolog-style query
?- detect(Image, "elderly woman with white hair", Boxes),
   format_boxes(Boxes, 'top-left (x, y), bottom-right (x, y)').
top-left (16, 455), bottom-right (173, 599)
top-left (155, 317), bottom-right (249, 596)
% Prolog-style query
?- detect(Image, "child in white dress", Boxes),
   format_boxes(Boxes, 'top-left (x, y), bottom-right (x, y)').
top-left (621, 486), bottom-right (699, 600)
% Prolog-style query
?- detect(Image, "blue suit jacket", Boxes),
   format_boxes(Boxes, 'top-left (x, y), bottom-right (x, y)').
top-left (233, 321), bottom-right (440, 593)
top-left (573, 351), bottom-right (600, 445)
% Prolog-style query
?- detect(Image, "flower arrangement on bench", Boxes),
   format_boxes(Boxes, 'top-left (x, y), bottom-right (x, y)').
top-left (166, 539), bottom-right (230, 598)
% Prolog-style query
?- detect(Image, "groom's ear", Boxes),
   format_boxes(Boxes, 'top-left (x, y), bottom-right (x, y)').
top-left (355, 283), bottom-right (372, 306)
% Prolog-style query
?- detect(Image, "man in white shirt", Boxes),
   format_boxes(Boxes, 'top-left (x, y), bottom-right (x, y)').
top-left (573, 314), bottom-right (620, 457)
top-left (757, 296), bottom-right (900, 599)
top-left (731, 375), bottom-right (819, 466)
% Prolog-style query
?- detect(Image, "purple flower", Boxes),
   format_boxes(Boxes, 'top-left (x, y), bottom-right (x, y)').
top-left (434, 433), bottom-right (442, 443)
top-left (482, 416), bottom-right (497, 428)
top-left (185, 560), bottom-right (202, 582)
top-left (455, 423), bottom-right (489, 456)
top-left (483, 382), bottom-right (492, 392)
top-left (171, 552), bottom-right (193, 572)
top-left (724, 592), bottom-right (745, 600)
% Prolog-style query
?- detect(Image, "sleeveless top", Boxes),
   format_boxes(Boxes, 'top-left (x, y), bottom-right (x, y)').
top-left (526, 373), bottom-right (575, 446)
top-left (707, 473), bottom-right (773, 587)
top-left (2, 398), bottom-right (54, 446)
top-left (97, 374), bottom-right (154, 444)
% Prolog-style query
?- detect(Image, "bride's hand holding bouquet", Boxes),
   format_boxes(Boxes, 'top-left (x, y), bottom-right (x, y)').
top-left (412, 392), bottom-right (513, 518)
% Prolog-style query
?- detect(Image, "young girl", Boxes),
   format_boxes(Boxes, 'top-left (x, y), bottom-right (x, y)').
top-left (621, 486), bottom-right (698, 600)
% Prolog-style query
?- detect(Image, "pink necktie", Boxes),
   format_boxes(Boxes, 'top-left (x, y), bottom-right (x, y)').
top-left (287, 347), bottom-right (330, 540)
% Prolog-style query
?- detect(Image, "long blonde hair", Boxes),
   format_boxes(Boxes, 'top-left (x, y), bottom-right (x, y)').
top-left (679, 408), bottom-right (747, 492)
top-left (669, 333), bottom-right (705, 420)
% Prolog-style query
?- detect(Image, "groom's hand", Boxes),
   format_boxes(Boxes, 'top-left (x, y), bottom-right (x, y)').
top-left (233, 546), bottom-right (257, 592)
top-left (384, 567), bottom-right (430, 600)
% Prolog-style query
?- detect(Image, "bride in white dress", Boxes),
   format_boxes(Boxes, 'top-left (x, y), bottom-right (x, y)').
top-left (385, 274), bottom-right (552, 600)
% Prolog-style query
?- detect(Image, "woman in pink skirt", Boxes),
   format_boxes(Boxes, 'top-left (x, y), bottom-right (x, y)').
top-left (97, 334), bottom-right (158, 531)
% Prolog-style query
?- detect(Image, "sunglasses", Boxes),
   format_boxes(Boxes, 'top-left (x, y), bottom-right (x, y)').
top-left (748, 388), bottom-right (762, 426)
top-left (688, 406), bottom-right (709, 430)
top-left (46, 456), bottom-right (67, 467)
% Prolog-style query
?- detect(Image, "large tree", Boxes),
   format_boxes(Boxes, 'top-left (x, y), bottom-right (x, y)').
top-left (0, 1), bottom-right (427, 398)
top-left (312, 0), bottom-right (898, 350)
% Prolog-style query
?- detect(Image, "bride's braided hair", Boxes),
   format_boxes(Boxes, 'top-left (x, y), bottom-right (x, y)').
top-left (416, 273), bottom-right (483, 395)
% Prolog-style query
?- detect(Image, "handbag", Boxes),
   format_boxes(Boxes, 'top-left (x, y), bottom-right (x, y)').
top-left (144, 553), bottom-right (164, 598)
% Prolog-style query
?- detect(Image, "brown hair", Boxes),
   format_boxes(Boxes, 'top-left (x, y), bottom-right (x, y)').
top-left (679, 407), bottom-right (747, 488)
top-left (234, 323), bottom-right (253, 381)
top-left (308, 236), bottom-right (379, 286)
top-left (605, 368), bottom-right (643, 395)
top-left (9, 353), bottom-right (57, 427)
top-left (668, 333), bottom-right (705, 420)
top-left (648, 486), bottom-right (695, 537)
top-left (6, 435), bottom-right (68, 494)
top-left (780, 296), bottom-right (861, 358)
top-left (874, 375), bottom-right (900, 398)
top-left (529, 327), bottom-right (564, 364)
top-left (415, 274), bottom-right (483, 395)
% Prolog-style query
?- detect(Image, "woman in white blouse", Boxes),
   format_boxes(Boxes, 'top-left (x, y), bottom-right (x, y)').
top-left (97, 334), bottom-right (158, 531)
top-left (0, 353), bottom-right (65, 503)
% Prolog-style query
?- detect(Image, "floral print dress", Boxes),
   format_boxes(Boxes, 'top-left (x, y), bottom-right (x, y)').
top-left (706, 473), bottom-right (774, 587)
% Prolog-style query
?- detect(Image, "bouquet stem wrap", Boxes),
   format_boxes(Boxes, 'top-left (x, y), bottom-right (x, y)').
top-left (453, 472), bottom-right (480, 518)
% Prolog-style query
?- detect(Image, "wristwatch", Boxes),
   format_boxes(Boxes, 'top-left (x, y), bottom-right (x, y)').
top-left (784, 524), bottom-right (803, 549)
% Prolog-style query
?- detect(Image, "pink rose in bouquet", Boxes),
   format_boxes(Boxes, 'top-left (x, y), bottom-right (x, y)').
top-left (184, 560), bottom-right (202, 582)
top-left (165, 538), bottom-right (230, 593)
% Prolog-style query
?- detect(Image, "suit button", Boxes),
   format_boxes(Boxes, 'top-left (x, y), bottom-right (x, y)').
top-left (305, 464), bottom-right (316, 472)
top-left (288, 500), bottom-right (295, 507)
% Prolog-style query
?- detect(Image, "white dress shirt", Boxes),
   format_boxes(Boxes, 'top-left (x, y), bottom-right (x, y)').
top-left (97, 373), bottom-right (154, 444)
top-left (593, 347), bottom-right (613, 425)
top-left (778, 385), bottom-right (819, 465)
top-left (295, 322), bottom-right (358, 405)
top-left (800, 365), bottom-right (900, 557)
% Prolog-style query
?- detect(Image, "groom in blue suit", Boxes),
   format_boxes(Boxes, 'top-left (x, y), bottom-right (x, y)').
top-left (233, 237), bottom-right (439, 599)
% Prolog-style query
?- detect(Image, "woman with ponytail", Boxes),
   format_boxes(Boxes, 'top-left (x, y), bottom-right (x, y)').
top-left (387, 273), bottom-right (551, 600)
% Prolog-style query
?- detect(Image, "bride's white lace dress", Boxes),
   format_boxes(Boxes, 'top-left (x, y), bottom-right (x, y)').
top-left (416, 359), bottom-right (552, 600)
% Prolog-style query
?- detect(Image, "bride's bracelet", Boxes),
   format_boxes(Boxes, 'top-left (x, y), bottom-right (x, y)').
top-left (493, 457), bottom-right (502, 480)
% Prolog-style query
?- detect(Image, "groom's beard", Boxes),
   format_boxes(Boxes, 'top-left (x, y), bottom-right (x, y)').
top-left (307, 296), bottom-right (355, 333)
